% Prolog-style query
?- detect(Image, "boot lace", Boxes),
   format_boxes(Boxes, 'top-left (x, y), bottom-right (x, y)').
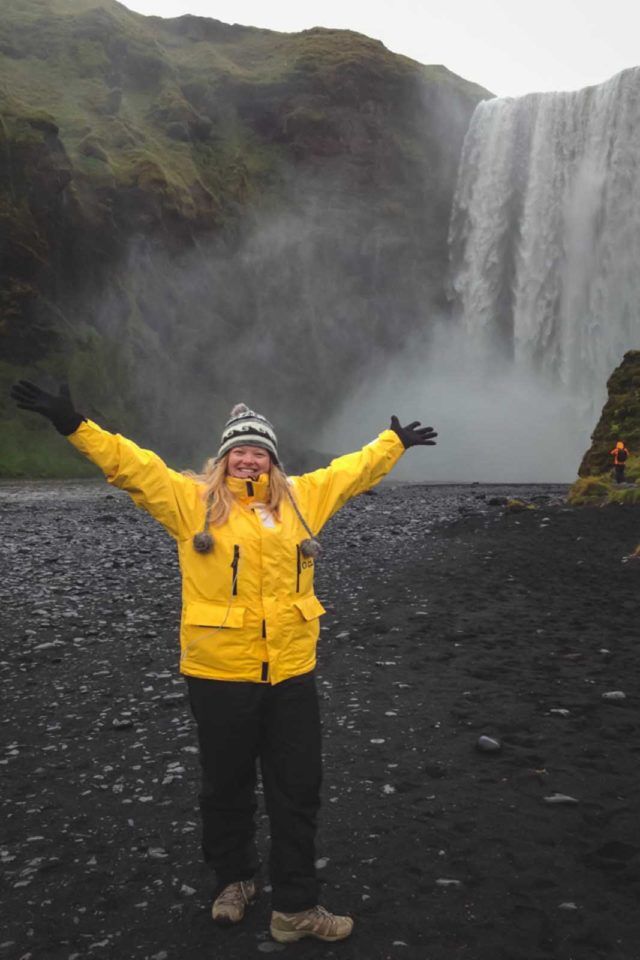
top-left (218, 881), bottom-right (250, 906)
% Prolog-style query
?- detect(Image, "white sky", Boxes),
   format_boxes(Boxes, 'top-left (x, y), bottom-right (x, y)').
top-left (120, 0), bottom-right (640, 97)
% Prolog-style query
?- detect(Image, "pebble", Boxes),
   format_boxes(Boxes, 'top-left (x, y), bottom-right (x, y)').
top-left (147, 847), bottom-right (168, 859)
top-left (436, 878), bottom-right (462, 887)
top-left (543, 794), bottom-right (579, 804)
top-left (112, 718), bottom-right (134, 729)
top-left (476, 735), bottom-right (501, 752)
top-left (558, 902), bottom-right (579, 911)
top-left (602, 691), bottom-right (626, 700)
top-left (257, 943), bottom-right (285, 954)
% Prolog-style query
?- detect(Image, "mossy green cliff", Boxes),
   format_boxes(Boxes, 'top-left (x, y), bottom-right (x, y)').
top-left (569, 351), bottom-right (640, 505)
top-left (0, 0), bottom-right (490, 475)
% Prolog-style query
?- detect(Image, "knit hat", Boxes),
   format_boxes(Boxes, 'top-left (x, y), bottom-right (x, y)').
top-left (217, 403), bottom-right (279, 463)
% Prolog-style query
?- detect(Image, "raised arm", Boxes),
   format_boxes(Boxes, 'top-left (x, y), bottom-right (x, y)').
top-left (291, 416), bottom-right (437, 533)
top-left (10, 380), bottom-right (199, 540)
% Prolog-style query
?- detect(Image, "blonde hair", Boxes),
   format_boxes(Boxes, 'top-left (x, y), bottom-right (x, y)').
top-left (186, 452), bottom-right (290, 527)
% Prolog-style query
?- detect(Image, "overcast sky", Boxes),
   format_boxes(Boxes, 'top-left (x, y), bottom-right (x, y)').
top-left (120, 0), bottom-right (639, 97)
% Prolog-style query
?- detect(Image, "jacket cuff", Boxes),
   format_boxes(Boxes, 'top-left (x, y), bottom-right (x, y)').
top-left (54, 414), bottom-right (86, 436)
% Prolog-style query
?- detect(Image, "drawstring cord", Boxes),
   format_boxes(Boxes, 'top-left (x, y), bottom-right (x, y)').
top-left (193, 494), bottom-right (215, 553)
top-left (284, 484), bottom-right (322, 558)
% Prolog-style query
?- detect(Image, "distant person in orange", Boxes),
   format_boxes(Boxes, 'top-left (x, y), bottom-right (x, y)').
top-left (610, 441), bottom-right (629, 484)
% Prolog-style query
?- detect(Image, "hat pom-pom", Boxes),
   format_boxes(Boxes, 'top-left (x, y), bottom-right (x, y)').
top-left (300, 538), bottom-right (322, 559)
top-left (193, 532), bottom-right (215, 554)
top-left (229, 402), bottom-right (250, 417)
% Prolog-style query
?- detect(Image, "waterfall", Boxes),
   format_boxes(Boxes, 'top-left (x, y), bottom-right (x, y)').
top-left (320, 69), bottom-right (640, 482)
top-left (450, 67), bottom-right (640, 407)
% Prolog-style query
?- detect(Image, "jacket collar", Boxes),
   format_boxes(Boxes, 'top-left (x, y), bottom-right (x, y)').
top-left (225, 473), bottom-right (270, 502)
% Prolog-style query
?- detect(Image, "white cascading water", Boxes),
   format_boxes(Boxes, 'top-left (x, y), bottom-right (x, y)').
top-left (321, 68), bottom-right (640, 481)
top-left (450, 66), bottom-right (640, 406)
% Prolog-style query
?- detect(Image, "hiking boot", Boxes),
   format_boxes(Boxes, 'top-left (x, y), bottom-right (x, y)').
top-left (270, 905), bottom-right (354, 943)
top-left (211, 879), bottom-right (258, 925)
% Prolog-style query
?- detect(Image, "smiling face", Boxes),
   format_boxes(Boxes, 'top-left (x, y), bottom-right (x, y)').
top-left (227, 445), bottom-right (272, 480)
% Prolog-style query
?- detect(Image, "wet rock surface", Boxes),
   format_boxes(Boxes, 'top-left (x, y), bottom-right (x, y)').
top-left (1, 479), bottom-right (639, 960)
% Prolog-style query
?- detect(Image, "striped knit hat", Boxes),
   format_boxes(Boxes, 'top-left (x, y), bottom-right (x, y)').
top-left (217, 403), bottom-right (279, 463)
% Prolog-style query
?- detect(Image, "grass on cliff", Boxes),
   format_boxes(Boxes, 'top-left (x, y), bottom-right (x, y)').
top-left (568, 456), bottom-right (640, 506)
top-left (1, 0), bottom-right (473, 212)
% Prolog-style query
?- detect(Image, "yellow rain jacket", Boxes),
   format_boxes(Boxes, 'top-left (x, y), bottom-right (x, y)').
top-left (68, 420), bottom-right (405, 685)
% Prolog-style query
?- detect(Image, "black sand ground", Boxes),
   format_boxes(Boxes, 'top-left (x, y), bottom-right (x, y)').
top-left (1, 480), bottom-right (640, 960)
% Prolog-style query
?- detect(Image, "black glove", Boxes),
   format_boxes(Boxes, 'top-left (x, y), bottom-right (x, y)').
top-left (390, 415), bottom-right (437, 449)
top-left (10, 380), bottom-right (84, 436)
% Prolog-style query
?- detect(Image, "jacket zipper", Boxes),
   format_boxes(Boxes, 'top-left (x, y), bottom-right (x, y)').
top-left (296, 544), bottom-right (301, 592)
top-left (231, 545), bottom-right (240, 595)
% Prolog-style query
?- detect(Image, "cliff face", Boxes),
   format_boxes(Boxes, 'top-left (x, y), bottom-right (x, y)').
top-left (567, 351), bottom-right (640, 504)
top-left (0, 0), bottom-right (489, 474)
top-left (578, 350), bottom-right (640, 476)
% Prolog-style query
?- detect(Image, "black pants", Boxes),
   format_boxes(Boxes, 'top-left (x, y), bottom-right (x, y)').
top-left (186, 672), bottom-right (322, 912)
top-left (615, 464), bottom-right (625, 483)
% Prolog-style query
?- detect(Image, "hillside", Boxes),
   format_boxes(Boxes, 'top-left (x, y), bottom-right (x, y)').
top-left (0, 0), bottom-right (490, 475)
top-left (569, 351), bottom-right (640, 505)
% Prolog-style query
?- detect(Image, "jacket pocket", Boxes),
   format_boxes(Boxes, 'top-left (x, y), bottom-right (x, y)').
top-left (184, 601), bottom-right (246, 629)
top-left (293, 595), bottom-right (326, 621)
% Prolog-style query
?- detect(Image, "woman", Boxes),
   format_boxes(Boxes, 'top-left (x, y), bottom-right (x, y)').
top-left (10, 379), bottom-right (437, 944)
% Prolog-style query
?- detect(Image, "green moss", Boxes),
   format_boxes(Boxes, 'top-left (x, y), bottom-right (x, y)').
top-left (608, 485), bottom-right (640, 505)
top-left (567, 475), bottom-right (612, 505)
top-left (506, 498), bottom-right (537, 511)
top-left (622, 454), bottom-right (640, 482)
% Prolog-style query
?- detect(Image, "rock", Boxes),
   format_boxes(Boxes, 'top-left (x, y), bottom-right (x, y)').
top-left (602, 691), bottom-right (626, 700)
top-left (147, 847), bottom-right (168, 859)
top-left (506, 498), bottom-right (535, 512)
top-left (476, 735), bottom-right (501, 752)
top-left (436, 878), bottom-right (462, 887)
top-left (543, 794), bottom-right (579, 804)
